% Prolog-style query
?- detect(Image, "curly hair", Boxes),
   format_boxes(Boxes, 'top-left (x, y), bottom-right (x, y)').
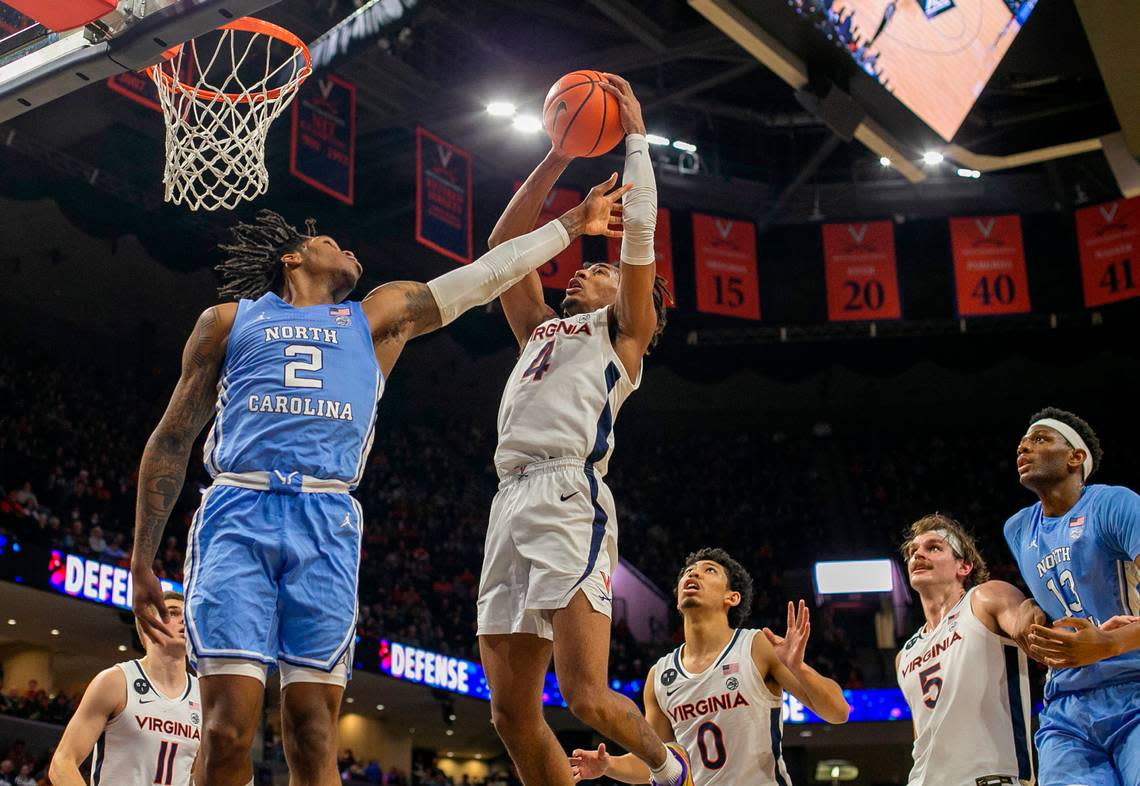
top-left (1028, 407), bottom-right (1103, 478)
top-left (216, 210), bottom-right (317, 300)
top-left (900, 513), bottom-right (990, 589)
top-left (676, 547), bottom-right (754, 628)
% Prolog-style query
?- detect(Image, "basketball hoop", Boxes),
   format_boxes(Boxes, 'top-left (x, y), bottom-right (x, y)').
top-left (147, 17), bottom-right (312, 211)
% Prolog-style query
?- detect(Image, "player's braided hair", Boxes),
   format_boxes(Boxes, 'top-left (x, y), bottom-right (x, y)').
top-left (216, 209), bottom-right (317, 300)
top-left (1028, 407), bottom-right (1103, 475)
top-left (901, 513), bottom-right (990, 589)
top-left (676, 548), bottom-right (754, 628)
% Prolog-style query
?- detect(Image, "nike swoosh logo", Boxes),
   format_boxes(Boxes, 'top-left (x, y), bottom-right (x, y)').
top-left (559, 491), bottom-right (580, 501)
top-left (138, 699), bottom-right (154, 704)
top-left (551, 100), bottom-right (568, 130)
top-left (666, 687), bottom-right (680, 696)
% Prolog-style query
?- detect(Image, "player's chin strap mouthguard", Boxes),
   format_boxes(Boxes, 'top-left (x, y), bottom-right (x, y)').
top-left (427, 219), bottom-right (570, 326)
top-left (1029, 418), bottom-right (1095, 481)
top-left (618, 134), bottom-right (657, 266)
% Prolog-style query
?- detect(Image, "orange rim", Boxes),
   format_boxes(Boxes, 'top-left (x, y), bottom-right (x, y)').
top-left (145, 17), bottom-right (312, 104)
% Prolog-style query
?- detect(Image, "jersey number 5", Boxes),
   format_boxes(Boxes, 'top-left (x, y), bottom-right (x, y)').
top-left (522, 340), bottom-right (555, 382)
top-left (284, 345), bottom-right (323, 389)
top-left (918, 663), bottom-right (943, 709)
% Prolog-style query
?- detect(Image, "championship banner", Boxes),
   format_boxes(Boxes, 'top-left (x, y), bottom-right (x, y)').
top-left (1075, 196), bottom-right (1140, 308)
top-left (822, 222), bottom-right (902, 322)
top-left (289, 73), bottom-right (356, 205)
top-left (514, 181), bottom-right (583, 289)
top-left (607, 207), bottom-right (676, 302)
top-left (692, 213), bottom-right (760, 320)
top-left (949, 215), bottom-right (1031, 316)
top-left (416, 127), bottom-right (473, 265)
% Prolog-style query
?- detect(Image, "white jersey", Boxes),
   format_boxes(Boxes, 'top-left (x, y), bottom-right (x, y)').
top-left (495, 307), bottom-right (640, 479)
top-left (897, 588), bottom-right (1034, 786)
top-left (92, 660), bottom-right (201, 786)
top-left (652, 629), bottom-right (791, 786)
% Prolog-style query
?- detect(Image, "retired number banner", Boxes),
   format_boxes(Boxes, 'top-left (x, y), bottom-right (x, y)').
top-left (949, 215), bottom-right (1031, 315)
top-left (416, 126), bottom-right (473, 264)
top-left (692, 213), bottom-right (760, 320)
top-left (1075, 196), bottom-right (1140, 308)
top-left (514, 182), bottom-right (583, 290)
top-left (290, 73), bottom-right (357, 205)
top-left (822, 222), bottom-right (901, 321)
top-left (607, 207), bottom-right (676, 302)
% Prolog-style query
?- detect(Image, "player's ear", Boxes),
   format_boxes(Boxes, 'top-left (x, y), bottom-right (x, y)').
top-left (957, 560), bottom-right (973, 580)
top-left (1068, 448), bottom-right (1087, 473)
top-left (725, 591), bottom-right (741, 609)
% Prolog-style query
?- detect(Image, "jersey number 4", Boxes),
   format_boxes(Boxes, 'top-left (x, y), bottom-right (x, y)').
top-left (153, 740), bottom-right (178, 785)
top-left (522, 340), bottom-right (555, 382)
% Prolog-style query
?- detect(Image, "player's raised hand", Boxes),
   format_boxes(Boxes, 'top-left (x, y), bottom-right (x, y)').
top-left (569, 743), bottom-right (610, 782)
top-left (764, 600), bottom-right (811, 673)
top-left (600, 73), bottom-right (646, 136)
top-left (130, 564), bottom-right (174, 646)
top-left (1028, 617), bottom-right (1121, 668)
top-left (562, 173), bottom-right (631, 239)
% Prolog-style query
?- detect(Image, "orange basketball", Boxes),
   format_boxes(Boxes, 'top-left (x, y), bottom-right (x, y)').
top-left (542, 70), bottom-right (625, 158)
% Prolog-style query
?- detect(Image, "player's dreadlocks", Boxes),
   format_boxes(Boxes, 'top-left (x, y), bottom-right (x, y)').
top-left (648, 273), bottom-right (673, 349)
top-left (216, 209), bottom-right (317, 300)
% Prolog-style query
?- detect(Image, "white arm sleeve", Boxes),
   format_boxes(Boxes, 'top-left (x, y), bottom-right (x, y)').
top-left (619, 134), bottom-right (658, 265)
top-left (426, 219), bottom-right (570, 326)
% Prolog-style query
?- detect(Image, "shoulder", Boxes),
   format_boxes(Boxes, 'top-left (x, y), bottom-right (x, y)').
top-left (1089, 484), bottom-right (1139, 506)
top-left (82, 665), bottom-right (127, 713)
top-left (971, 580), bottom-right (1023, 609)
top-left (1003, 504), bottom-right (1037, 538)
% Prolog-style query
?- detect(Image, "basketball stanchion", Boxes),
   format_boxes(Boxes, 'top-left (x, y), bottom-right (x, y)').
top-left (147, 17), bottom-right (312, 212)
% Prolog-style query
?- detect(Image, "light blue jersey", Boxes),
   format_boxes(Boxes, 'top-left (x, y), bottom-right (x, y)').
top-left (202, 292), bottom-right (383, 486)
top-left (1004, 484), bottom-right (1140, 699)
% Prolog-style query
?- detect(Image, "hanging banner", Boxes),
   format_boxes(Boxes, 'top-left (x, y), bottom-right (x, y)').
top-left (1075, 196), bottom-right (1140, 308)
top-left (949, 215), bottom-right (1031, 316)
top-left (290, 73), bottom-right (356, 205)
top-left (692, 213), bottom-right (760, 320)
top-left (513, 181), bottom-right (583, 289)
top-left (106, 70), bottom-right (165, 113)
top-left (607, 207), bottom-right (676, 302)
top-left (415, 127), bottom-right (473, 265)
top-left (822, 221), bottom-right (902, 322)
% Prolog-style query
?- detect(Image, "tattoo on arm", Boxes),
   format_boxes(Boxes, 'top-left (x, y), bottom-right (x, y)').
top-left (373, 282), bottom-right (443, 343)
top-left (132, 307), bottom-right (224, 567)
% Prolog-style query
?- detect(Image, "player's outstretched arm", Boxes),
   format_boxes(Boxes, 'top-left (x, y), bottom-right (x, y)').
top-left (569, 666), bottom-right (671, 783)
top-left (759, 601), bottom-right (851, 724)
top-left (489, 146), bottom-right (574, 346)
top-left (48, 667), bottom-right (127, 786)
top-left (599, 74), bottom-right (660, 378)
top-left (361, 175), bottom-right (629, 375)
top-left (971, 579), bottom-right (1030, 647)
top-left (130, 304), bottom-right (235, 643)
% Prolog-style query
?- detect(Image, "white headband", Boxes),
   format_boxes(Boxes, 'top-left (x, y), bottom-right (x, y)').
top-left (1029, 418), bottom-right (1094, 480)
top-left (931, 529), bottom-right (965, 559)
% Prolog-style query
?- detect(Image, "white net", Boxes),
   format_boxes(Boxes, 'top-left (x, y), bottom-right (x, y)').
top-left (148, 18), bottom-right (311, 212)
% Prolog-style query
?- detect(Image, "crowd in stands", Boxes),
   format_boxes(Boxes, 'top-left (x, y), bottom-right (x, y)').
top-left (0, 739), bottom-right (50, 786)
top-left (1, 336), bottom-right (1088, 720)
top-left (0, 684), bottom-right (77, 727)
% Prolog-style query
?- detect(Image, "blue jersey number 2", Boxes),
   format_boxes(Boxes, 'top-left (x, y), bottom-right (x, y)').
top-left (522, 340), bottom-right (555, 382)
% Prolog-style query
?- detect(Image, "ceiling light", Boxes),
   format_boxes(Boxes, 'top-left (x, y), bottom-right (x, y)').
top-left (956, 167), bottom-right (981, 179)
top-left (117, 644), bottom-right (127, 651)
top-left (446, 729), bottom-right (454, 736)
top-left (376, 704), bottom-right (385, 711)
top-left (486, 101), bottom-right (516, 117)
top-left (475, 754), bottom-right (482, 760)
top-left (6, 619), bottom-right (14, 625)
top-left (345, 697), bottom-right (354, 704)
top-left (672, 140), bottom-right (697, 152)
top-left (922, 151), bottom-right (944, 165)
top-left (879, 156), bottom-right (891, 167)
top-left (51, 629), bottom-right (60, 636)
top-left (512, 115), bottom-right (542, 133)
top-left (645, 133), bottom-right (670, 146)
top-left (449, 713), bottom-right (456, 721)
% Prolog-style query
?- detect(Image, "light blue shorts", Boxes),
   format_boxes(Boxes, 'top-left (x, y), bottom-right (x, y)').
top-left (1036, 681), bottom-right (1140, 786)
top-left (183, 484), bottom-right (361, 676)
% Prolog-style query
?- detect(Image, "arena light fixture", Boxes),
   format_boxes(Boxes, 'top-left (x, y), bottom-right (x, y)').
top-left (51, 628), bottom-right (60, 635)
top-left (813, 559), bottom-right (894, 594)
top-left (376, 704), bottom-right (385, 711)
top-left (672, 140), bottom-right (697, 152)
top-left (6, 619), bottom-right (14, 625)
top-left (446, 729), bottom-right (454, 736)
top-left (956, 167), bottom-right (981, 179)
top-left (512, 114), bottom-right (542, 133)
top-left (879, 156), bottom-right (891, 167)
top-left (345, 696), bottom-right (354, 704)
top-left (922, 151), bottom-right (944, 166)
top-left (117, 644), bottom-right (127, 651)
top-left (486, 101), bottom-right (516, 117)
top-left (646, 133), bottom-right (670, 146)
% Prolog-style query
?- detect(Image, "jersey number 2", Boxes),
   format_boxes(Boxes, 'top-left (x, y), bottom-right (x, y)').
top-left (284, 345), bottom-right (323, 389)
top-left (522, 340), bottom-right (555, 382)
top-left (154, 740), bottom-right (178, 785)
top-left (696, 721), bottom-right (727, 770)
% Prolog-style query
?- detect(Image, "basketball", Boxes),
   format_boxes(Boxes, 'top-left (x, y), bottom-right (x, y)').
top-left (542, 70), bottom-right (625, 158)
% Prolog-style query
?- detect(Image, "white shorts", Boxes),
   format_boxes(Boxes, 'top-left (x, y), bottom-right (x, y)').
top-left (477, 457), bottom-right (618, 640)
